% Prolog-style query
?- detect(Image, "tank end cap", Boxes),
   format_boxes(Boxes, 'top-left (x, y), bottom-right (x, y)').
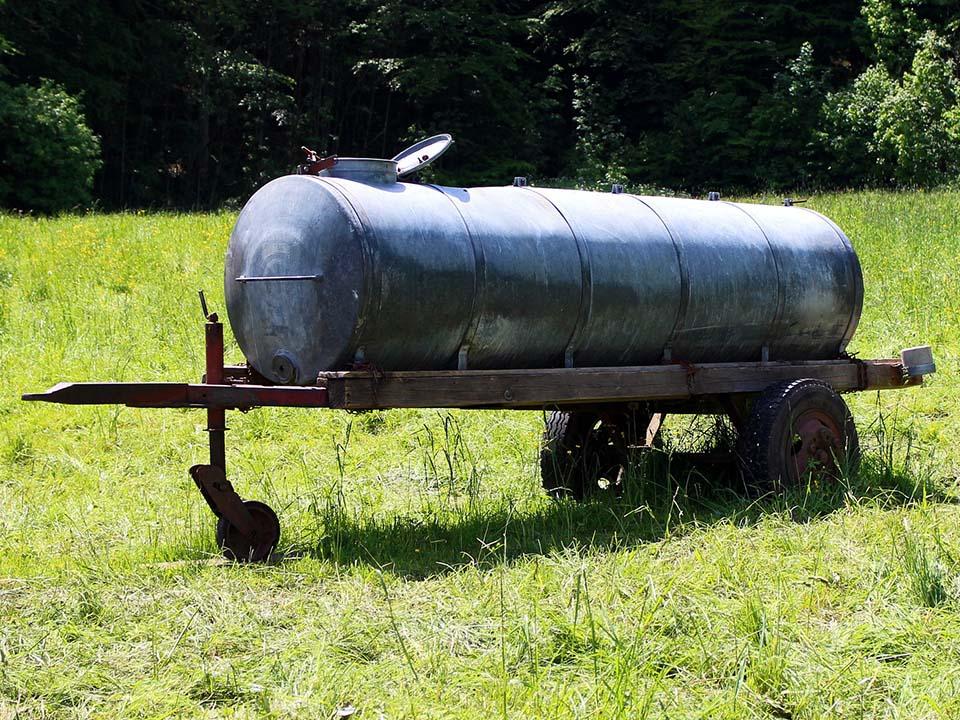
top-left (271, 350), bottom-right (301, 385)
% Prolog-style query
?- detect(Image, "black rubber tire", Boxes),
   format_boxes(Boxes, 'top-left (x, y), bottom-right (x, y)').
top-left (540, 410), bottom-right (648, 500)
top-left (216, 500), bottom-right (281, 563)
top-left (737, 379), bottom-right (860, 494)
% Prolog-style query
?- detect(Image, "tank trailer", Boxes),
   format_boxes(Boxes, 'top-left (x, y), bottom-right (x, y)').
top-left (24, 135), bottom-right (936, 561)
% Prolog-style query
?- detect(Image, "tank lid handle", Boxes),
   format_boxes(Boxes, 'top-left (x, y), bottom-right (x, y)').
top-left (392, 133), bottom-right (454, 177)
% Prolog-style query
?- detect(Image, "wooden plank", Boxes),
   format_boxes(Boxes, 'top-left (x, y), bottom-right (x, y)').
top-left (865, 359), bottom-right (922, 391)
top-left (318, 358), bottom-right (919, 410)
top-left (321, 357), bottom-right (850, 382)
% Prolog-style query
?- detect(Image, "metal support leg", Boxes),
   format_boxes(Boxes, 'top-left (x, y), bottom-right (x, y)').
top-left (205, 319), bottom-right (227, 472)
top-left (190, 311), bottom-right (257, 536)
top-left (189, 464), bottom-right (258, 538)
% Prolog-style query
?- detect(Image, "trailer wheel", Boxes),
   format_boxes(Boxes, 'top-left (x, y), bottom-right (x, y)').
top-left (216, 500), bottom-right (280, 562)
top-left (737, 379), bottom-right (859, 493)
top-left (540, 410), bottom-right (649, 500)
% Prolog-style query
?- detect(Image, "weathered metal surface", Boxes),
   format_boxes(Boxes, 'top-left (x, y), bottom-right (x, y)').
top-left (235, 274), bottom-right (323, 283)
top-left (205, 318), bottom-right (227, 471)
top-left (21, 382), bottom-right (331, 409)
top-left (900, 345), bottom-right (936, 377)
top-left (318, 157), bottom-right (397, 184)
top-left (791, 406), bottom-right (845, 479)
top-left (190, 464), bottom-right (255, 529)
top-left (226, 170), bottom-right (864, 385)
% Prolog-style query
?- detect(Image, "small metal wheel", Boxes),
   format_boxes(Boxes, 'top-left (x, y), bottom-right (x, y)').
top-left (215, 500), bottom-right (280, 562)
top-left (737, 379), bottom-right (860, 493)
top-left (540, 409), bottom-right (650, 500)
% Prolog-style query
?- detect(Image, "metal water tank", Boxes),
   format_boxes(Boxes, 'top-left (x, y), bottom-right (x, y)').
top-left (225, 141), bottom-right (862, 385)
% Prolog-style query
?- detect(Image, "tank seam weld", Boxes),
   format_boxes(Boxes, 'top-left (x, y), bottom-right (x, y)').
top-left (524, 188), bottom-right (592, 367)
top-left (426, 184), bottom-right (484, 367)
top-left (723, 202), bottom-right (786, 359)
top-left (624, 196), bottom-right (688, 360)
top-left (314, 178), bottom-right (377, 367)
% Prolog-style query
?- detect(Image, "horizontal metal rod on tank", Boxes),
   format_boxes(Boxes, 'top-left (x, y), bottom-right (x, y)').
top-left (234, 274), bottom-right (323, 283)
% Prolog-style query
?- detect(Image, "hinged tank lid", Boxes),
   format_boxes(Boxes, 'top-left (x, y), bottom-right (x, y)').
top-left (392, 133), bottom-right (454, 177)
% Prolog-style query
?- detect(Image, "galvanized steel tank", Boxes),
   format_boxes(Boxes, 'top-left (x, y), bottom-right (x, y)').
top-left (225, 159), bottom-right (862, 385)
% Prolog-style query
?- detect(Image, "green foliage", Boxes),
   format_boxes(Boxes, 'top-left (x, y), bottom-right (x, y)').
top-left (823, 29), bottom-right (960, 186)
top-left (862, 0), bottom-right (929, 72)
top-left (0, 79), bottom-right (101, 212)
top-left (0, 0), bottom-right (958, 205)
top-left (822, 65), bottom-right (899, 184)
top-left (748, 43), bottom-right (830, 188)
top-left (201, 48), bottom-right (297, 201)
top-left (353, 0), bottom-right (545, 184)
top-left (539, 0), bottom-right (867, 190)
top-left (875, 31), bottom-right (960, 185)
top-left (569, 74), bottom-right (633, 186)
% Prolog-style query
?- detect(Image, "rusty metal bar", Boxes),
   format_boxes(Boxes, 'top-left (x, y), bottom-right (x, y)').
top-left (21, 382), bottom-right (331, 409)
top-left (205, 320), bottom-right (227, 471)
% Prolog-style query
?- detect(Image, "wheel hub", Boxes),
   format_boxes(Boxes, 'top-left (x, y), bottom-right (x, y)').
top-left (790, 409), bottom-right (843, 481)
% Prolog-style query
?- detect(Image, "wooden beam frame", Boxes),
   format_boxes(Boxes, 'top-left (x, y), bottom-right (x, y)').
top-left (319, 358), bottom-right (919, 410)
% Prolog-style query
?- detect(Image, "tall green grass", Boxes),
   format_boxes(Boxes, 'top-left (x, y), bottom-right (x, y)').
top-left (0, 191), bottom-right (958, 718)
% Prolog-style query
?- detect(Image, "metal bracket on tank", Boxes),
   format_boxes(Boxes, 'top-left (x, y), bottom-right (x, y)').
top-left (564, 348), bottom-right (574, 369)
top-left (298, 147), bottom-right (338, 175)
top-left (458, 346), bottom-right (469, 371)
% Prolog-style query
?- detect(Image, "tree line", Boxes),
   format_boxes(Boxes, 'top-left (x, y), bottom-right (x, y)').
top-left (0, 0), bottom-right (958, 212)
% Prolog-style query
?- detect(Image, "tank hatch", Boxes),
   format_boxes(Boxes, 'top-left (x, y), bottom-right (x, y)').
top-left (392, 133), bottom-right (454, 177)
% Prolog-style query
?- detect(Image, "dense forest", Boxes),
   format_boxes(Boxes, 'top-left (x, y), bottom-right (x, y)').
top-left (0, 0), bottom-right (958, 211)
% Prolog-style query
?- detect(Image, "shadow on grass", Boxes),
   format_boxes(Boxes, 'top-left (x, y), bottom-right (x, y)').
top-left (279, 449), bottom-right (956, 578)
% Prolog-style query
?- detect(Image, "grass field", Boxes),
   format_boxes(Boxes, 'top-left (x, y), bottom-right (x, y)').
top-left (1, 191), bottom-right (959, 718)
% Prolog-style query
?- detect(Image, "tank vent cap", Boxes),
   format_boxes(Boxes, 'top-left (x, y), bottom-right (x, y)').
top-left (707, 191), bottom-right (721, 201)
top-left (900, 345), bottom-right (936, 377)
top-left (513, 176), bottom-right (528, 187)
top-left (611, 184), bottom-right (624, 194)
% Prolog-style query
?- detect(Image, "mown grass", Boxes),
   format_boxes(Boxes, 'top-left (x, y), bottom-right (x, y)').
top-left (0, 191), bottom-right (958, 718)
